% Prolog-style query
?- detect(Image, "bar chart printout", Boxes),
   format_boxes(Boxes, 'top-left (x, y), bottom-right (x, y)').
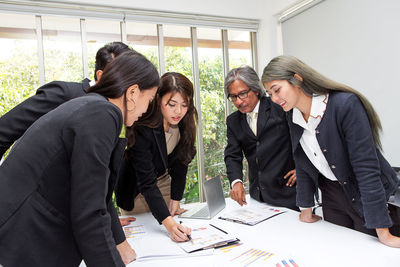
top-left (123, 224), bottom-right (146, 240)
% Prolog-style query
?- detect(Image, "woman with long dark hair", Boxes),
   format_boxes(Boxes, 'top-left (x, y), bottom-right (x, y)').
top-left (0, 51), bottom-right (160, 266)
top-left (116, 72), bottom-right (197, 242)
top-left (262, 55), bottom-right (400, 247)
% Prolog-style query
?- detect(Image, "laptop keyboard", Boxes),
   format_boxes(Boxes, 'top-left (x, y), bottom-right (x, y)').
top-left (191, 205), bottom-right (210, 217)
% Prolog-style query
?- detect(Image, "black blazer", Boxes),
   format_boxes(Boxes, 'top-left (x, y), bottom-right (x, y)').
top-left (116, 125), bottom-right (187, 224)
top-left (0, 79), bottom-right (89, 157)
top-left (0, 94), bottom-right (125, 267)
top-left (288, 91), bottom-right (399, 229)
top-left (224, 96), bottom-right (297, 210)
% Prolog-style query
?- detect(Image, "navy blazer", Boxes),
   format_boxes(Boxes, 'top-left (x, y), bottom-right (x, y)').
top-left (116, 125), bottom-right (188, 224)
top-left (0, 94), bottom-right (125, 267)
top-left (0, 79), bottom-right (89, 157)
top-left (224, 96), bottom-right (297, 210)
top-left (288, 91), bottom-right (399, 229)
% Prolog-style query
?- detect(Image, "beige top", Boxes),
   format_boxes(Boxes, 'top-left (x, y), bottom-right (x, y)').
top-left (165, 125), bottom-right (180, 155)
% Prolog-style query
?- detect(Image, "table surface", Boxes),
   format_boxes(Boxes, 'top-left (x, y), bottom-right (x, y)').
top-left (119, 197), bottom-right (400, 267)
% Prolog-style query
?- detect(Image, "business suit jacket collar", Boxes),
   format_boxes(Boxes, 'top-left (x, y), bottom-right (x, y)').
top-left (240, 96), bottom-right (271, 139)
top-left (257, 96), bottom-right (272, 136)
top-left (287, 110), bottom-right (304, 154)
top-left (153, 125), bottom-right (168, 170)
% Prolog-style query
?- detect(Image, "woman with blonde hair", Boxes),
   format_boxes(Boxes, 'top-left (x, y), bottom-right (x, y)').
top-left (262, 55), bottom-right (400, 247)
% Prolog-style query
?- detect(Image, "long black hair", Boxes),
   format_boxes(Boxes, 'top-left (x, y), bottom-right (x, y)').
top-left (94, 42), bottom-right (131, 81)
top-left (127, 72), bottom-right (198, 165)
top-left (88, 50), bottom-right (159, 99)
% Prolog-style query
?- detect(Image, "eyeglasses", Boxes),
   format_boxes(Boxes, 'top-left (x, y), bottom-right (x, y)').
top-left (228, 89), bottom-right (251, 102)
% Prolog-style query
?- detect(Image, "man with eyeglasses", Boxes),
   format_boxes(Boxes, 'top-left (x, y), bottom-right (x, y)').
top-left (224, 66), bottom-right (298, 211)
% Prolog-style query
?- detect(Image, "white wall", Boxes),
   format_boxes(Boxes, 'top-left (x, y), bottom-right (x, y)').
top-left (281, 0), bottom-right (400, 166)
top-left (50, 0), bottom-right (297, 74)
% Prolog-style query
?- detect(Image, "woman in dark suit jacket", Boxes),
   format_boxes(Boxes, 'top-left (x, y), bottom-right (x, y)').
top-left (116, 72), bottom-right (197, 242)
top-left (262, 55), bottom-right (400, 248)
top-left (0, 51), bottom-right (160, 266)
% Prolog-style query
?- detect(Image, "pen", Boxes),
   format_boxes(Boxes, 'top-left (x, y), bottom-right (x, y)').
top-left (179, 221), bottom-right (192, 240)
top-left (209, 223), bottom-right (228, 234)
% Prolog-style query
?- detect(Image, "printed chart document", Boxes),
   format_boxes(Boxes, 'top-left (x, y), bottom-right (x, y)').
top-left (218, 205), bottom-right (286, 226)
top-left (178, 225), bottom-right (239, 253)
top-left (214, 243), bottom-right (301, 267)
top-left (125, 224), bottom-right (212, 262)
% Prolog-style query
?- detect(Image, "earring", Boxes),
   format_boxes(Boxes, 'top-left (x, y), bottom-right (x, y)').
top-left (127, 99), bottom-right (136, 111)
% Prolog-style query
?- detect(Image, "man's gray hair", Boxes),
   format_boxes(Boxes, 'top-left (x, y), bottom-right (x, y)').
top-left (224, 65), bottom-right (266, 99)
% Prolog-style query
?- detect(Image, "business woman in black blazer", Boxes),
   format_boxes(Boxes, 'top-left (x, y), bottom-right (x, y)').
top-left (0, 41), bottom-right (131, 159)
top-left (262, 55), bottom-right (400, 248)
top-left (116, 72), bottom-right (197, 242)
top-left (0, 51), bottom-right (160, 266)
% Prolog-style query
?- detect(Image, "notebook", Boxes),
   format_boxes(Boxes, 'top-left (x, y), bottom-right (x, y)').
top-left (179, 175), bottom-right (226, 219)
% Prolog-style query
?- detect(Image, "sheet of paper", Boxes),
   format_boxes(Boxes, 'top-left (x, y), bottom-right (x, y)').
top-left (214, 244), bottom-right (301, 267)
top-left (219, 205), bottom-right (286, 226)
top-left (126, 223), bottom-right (213, 261)
top-left (177, 225), bottom-right (238, 253)
top-left (123, 224), bottom-right (147, 240)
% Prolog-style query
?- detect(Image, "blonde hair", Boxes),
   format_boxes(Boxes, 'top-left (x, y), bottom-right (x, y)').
top-left (262, 55), bottom-right (382, 149)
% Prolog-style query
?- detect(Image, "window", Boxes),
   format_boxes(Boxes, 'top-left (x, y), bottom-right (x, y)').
top-left (86, 19), bottom-right (121, 81)
top-left (228, 30), bottom-right (252, 69)
top-left (126, 22), bottom-right (159, 71)
top-left (42, 16), bottom-right (83, 82)
top-left (197, 28), bottom-right (228, 195)
top-left (0, 2), bottom-right (258, 203)
top-left (163, 25), bottom-right (193, 79)
top-left (0, 13), bottom-right (39, 115)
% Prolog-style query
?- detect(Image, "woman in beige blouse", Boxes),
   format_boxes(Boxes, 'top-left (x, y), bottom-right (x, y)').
top-left (116, 72), bottom-right (198, 242)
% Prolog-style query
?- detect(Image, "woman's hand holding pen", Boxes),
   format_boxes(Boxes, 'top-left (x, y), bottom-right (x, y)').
top-left (162, 216), bottom-right (192, 242)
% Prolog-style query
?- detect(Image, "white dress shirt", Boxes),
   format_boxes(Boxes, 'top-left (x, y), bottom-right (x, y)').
top-left (292, 94), bottom-right (338, 181)
top-left (231, 100), bottom-right (260, 188)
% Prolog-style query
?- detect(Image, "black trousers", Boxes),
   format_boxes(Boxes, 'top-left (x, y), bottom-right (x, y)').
top-left (318, 175), bottom-right (400, 237)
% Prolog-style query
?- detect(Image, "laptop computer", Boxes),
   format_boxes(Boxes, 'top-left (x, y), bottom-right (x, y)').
top-left (179, 175), bottom-right (226, 219)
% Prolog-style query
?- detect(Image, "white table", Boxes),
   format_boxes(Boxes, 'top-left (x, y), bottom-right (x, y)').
top-left (123, 197), bottom-right (400, 267)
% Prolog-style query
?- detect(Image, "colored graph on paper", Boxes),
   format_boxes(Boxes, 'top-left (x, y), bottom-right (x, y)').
top-left (123, 224), bottom-right (146, 240)
top-left (178, 226), bottom-right (238, 253)
top-left (190, 227), bottom-right (225, 246)
top-left (218, 242), bottom-right (243, 253)
top-left (275, 259), bottom-right (299, 267)
top-left (219, 205), bottom-right (286, 226)
top-left (230, 248), bottom-right (274, 267)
